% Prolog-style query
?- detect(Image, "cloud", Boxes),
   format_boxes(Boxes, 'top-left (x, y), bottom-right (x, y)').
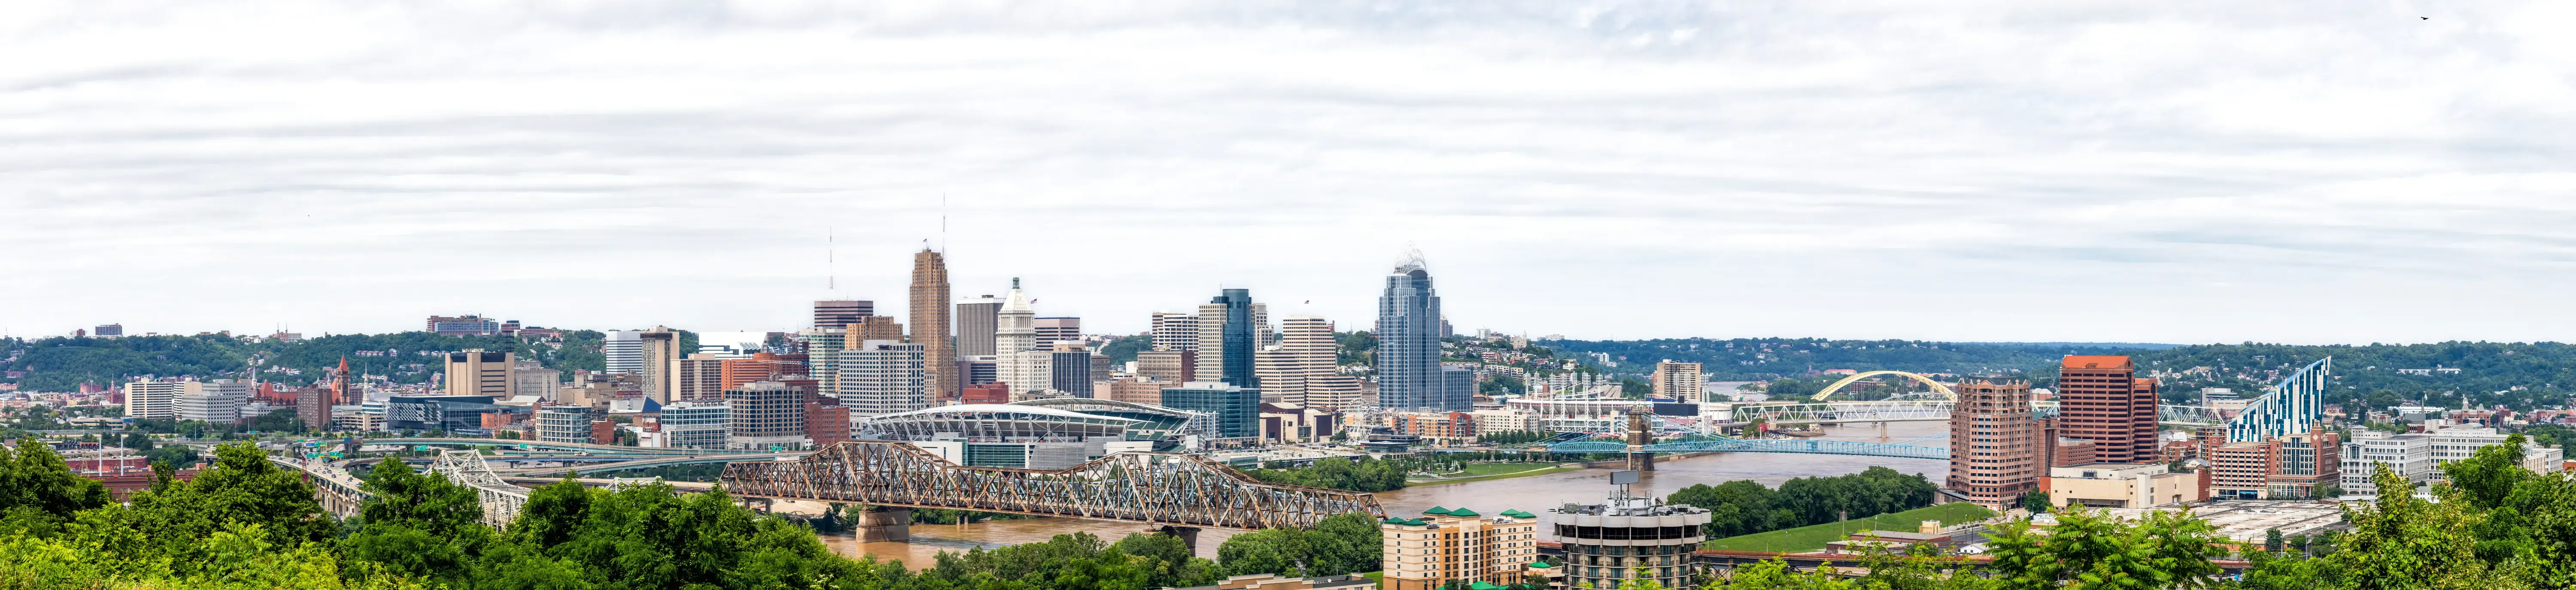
top-left (2, 1), bottom-right (2572, 345)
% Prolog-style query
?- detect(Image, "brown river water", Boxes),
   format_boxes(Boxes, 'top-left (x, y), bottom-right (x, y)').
top-left (817, 421), bottom-right (1947, 567)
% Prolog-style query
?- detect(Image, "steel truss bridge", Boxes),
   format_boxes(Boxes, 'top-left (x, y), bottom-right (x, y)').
top-left (1731, 401), bottom-right (1956, 425)
top-left (720, 441), bottom-right (1384, 530)
top-left (431, 450), bottom-right (538, 526)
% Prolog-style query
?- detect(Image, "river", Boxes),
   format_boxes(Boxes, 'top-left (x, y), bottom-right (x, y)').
top-left (818, 421), bottom-right (1948, 567)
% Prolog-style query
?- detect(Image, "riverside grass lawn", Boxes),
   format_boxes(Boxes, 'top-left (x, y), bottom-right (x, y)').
top-left (1701, 502), bottom-right (1999, 553)
top-left (1406, 462), bottom-right (1577, 485)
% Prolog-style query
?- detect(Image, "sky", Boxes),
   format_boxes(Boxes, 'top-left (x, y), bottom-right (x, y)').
top-left (5, 1), bottom-right (2574, 345)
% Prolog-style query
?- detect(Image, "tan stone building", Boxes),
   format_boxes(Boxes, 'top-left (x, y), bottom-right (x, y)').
top-left (1381, 507), bottom-right (1543, 590)
top-left (444, 349), bottom-right (514, 397)
top-left (1649, 361), bottom-right (1703, 402)
top-left (2044, 463), bottom-right (2203, 508)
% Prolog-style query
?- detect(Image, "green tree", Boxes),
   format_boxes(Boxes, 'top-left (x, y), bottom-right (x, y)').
top-left (2328, 464), bottom-right (2506, 590)
top-left (127, 442), bottom-right (335, 567)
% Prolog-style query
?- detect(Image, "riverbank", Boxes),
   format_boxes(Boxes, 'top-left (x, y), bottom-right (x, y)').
top-left (1405, 462), bottom-right (1580, 486)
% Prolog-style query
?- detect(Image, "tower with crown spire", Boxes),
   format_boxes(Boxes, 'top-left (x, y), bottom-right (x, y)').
top-left (909, 248), bottom-right (957, 400)
top-left (331, 357), bottom-right (353, 405)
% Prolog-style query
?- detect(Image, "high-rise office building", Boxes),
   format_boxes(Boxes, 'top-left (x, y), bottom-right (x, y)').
top-left (813, 300), bottom-right (874, 329)
top-left (1035, 317), bottom-right (1082, 347)
top-left (1254, 316), bottom-right (1346, 408)
top-left (1948, 376), bottom-right (2042, 509)
top-left (909, 248), bottom-right (957, 398)
top-left (1649, 361), bottom-right (1704, 402)
top-left (993, 279), bottom-right (1053, 395)
top-left (851, 316), bottom-right (905, 345)
top-left (840, 341), bottom-right (929, 416)
top-left (723, 381), bottom-right (808, 450)
top-left (1198, 289), bottom-right (1260, 388)
top-left (511, 358), bottom-right (559, 402)
top-left (718, 352), bottom-right (799, 390)
top-left (801, 327), bottom-right (848, 397)
top-left (659, 400), bottom-right (731, 449)
top-left (444, 349), bottom-right (514, 398)
top-left (1136, 350), bottom-right (1196, 384)
top-left (1378, 252), bottom-right (1458, 410)
top-left (122, 381), bottom-right (184, 419)
top-left (954, 295), bottom-right (1002, 357)
top-left (1150, 312), bottom-right (1199, 353)
top-left (603, 331), bottom-right (643, 374)
top-left (1050, 348), bottom-right (1094, 397)
top-left (1162, 381), bottom-right (1260, 439)
top-left (638, 327), bottom-right (683, 403)
top-left (674, 354), bottom-right (728, 400)
top-left (2055, 356), bottom-right (2160, 464)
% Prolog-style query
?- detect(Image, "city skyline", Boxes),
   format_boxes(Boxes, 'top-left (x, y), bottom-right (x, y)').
top-left (9, 3), bottom-right (2576, 344)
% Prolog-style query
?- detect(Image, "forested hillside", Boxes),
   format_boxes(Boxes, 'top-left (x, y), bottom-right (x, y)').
top-left (0, 330), bottom-right (643, 392)
top-left (1546, 337), bottom-right (2576, 411)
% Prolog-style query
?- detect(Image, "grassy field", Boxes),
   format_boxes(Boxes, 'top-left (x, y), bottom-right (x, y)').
top-left (1701, 502), bottom-right (1998, 553)
top-left (1406, 462), bottom-right (1577, 486)
top-left (1361, 571), bottom-right (1382, 587)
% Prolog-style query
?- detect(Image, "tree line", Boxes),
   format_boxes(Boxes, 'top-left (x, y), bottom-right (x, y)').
top-left (0, 440), bottom-right (1385, 590)
top-left (1665, 466), bottom-right (1940, 539)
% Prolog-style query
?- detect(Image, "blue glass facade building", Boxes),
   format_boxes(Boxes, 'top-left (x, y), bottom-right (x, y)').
top-left (1211, 289), bottom-right (1258, 388)
top-left (2228, 357), bottom-right (2330, 442)
top-left (1378, 253), bottom-right (1465, 410)
top-left (1160, 382), bottom-right (1260, 439)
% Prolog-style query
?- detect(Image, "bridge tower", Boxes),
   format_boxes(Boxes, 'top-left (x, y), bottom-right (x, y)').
top-left (1624, 409), bottom-right (1653, 472)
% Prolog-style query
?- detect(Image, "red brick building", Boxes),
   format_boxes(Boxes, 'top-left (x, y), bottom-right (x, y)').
top-left (2054, 356), bottom-right (2160, 463)
top-left (1947, 376), bottom-right (2042, 508)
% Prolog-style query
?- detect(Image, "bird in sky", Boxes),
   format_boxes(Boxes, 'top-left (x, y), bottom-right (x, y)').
top-left (2421, 17), bottom-right (2429, 20)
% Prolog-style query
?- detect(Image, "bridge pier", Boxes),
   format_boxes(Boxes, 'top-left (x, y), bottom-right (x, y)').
top-left (1156, 525), bottom-right (1203, 554)
top-left (856, 507), bottom-right (912, 542)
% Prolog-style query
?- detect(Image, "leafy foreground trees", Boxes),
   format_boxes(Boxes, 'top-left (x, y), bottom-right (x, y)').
top-left (1666, 466), bottom-right (1939, 539)
top-left (0, 440), bottom-right (1382, 590)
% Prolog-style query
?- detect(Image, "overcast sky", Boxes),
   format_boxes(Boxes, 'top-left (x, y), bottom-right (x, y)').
top-left (5, 1), bottom-right (2572, 345)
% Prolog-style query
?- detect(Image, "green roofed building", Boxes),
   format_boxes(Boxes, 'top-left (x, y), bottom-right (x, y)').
top-left (1381, 505), bottom-right (1543, 590)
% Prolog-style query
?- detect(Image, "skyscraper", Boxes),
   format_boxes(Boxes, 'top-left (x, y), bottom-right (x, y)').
top-left (1650, 361), bottom-right (1704, 402)
top-left (444, 349), bottom-right (513, 397)
top-left (2055, 356), bottom-right (2161, 463)
top-left (638, 327), bottom-right (683, 403)
top-left (1255, 316), bottom-right (1349, 408)
top-left (954, 295), bottom-right (1002, 357)
top-left (1377, 251), bottom-right (1458, 410)
top-left (993, 278), bottom-right (1052, 395)
top-left (1948, 376), bottom-right (2041, 509)
top-left (813, 300), bottom-right (873, 329)
top-left (1204, 289), bottom-right (1259, 388)
top-left (909, 248), bottom-right (956, 399)
top-left (603, 330), bottom-right (642, 374)
top-left (840, 341), bottom-right (928, 416)
top-left (851, 316), bottom-right (905, 345)
top-left (1035, 317), bottom-right (1082, 347)
top-left (1149, 312), bottom-right (1199, 352)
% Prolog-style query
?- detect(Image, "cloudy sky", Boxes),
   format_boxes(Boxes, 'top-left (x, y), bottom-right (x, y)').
top-left (5, 1), bottom-right (2572, 345)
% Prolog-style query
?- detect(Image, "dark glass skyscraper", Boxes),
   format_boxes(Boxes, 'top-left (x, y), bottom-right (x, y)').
top-left (1379, 251), bottom-right (1462, 410)
top-left (1212, 288), bottom-right (1258, 388)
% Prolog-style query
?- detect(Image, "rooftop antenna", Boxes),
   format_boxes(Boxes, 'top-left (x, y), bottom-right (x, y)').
top-left (827, 228), bottom-right (837, 292)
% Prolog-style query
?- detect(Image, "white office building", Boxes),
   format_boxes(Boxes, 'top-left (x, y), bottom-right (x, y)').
top-left (603, 330), bottom-right (643, 374)
top-left (992, 281), bottom-right (1054, 395)
top-left (536, 405), bottom-right (603, 444)
top-left (659, 401), bottom-right (731, 450)
top-left (840, 341), bottom-right (929, 416)
top-left (122, 381), bottom-right (185, 419)
top-left (2339, 430), bottom-right (2434, 496)
top-left (176, 392), bottom-right (242, 423)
